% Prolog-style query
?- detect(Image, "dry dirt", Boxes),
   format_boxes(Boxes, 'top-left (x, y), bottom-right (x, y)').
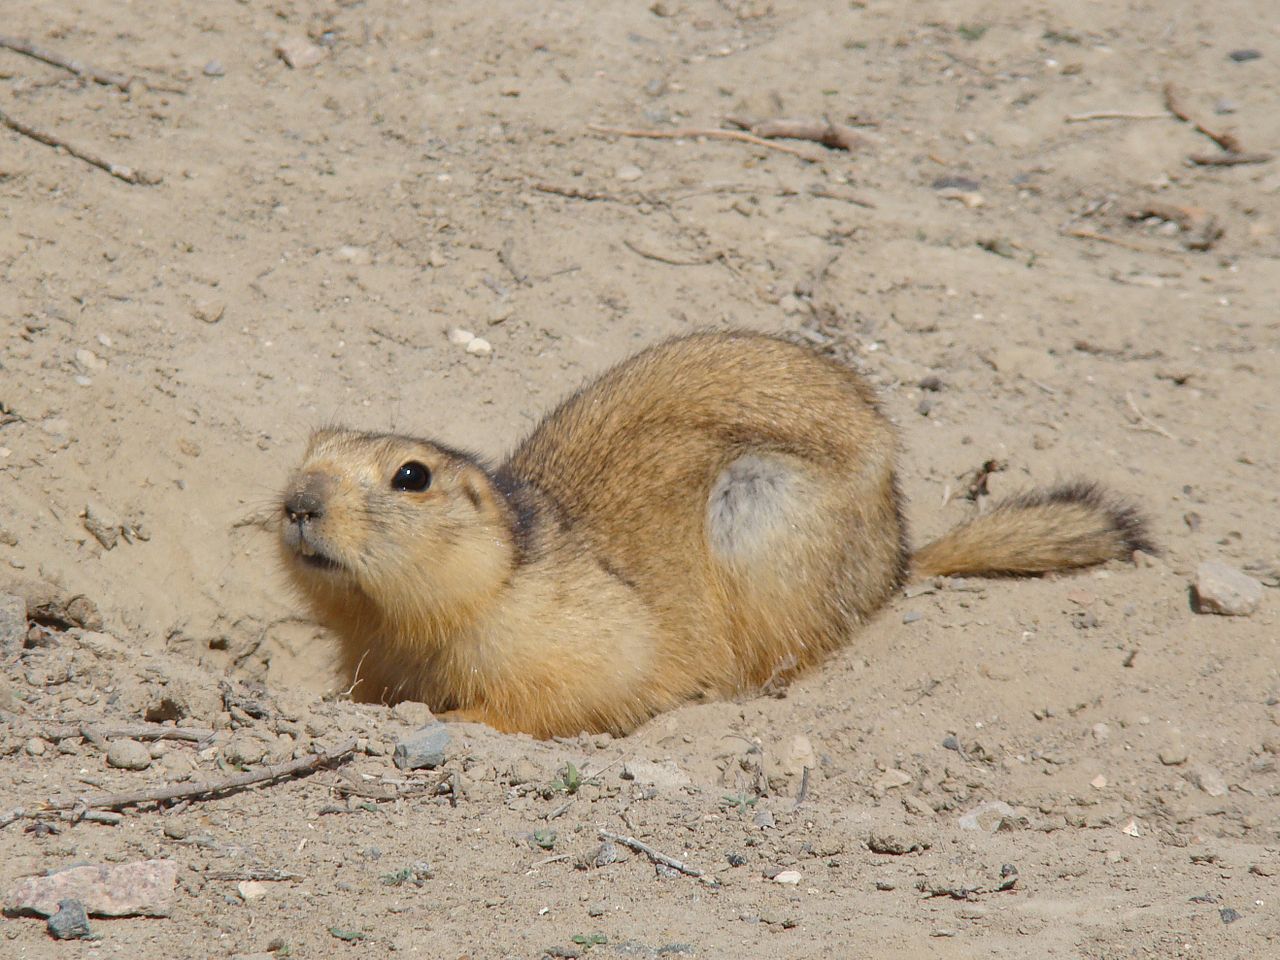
top-left (2, 1), bottom-right (1279, 958)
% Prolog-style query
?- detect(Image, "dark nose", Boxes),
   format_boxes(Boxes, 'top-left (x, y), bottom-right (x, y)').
top-left (284, 472), bottom-right (335, 523)
top-left (284, 490), bottom-right (324, 523)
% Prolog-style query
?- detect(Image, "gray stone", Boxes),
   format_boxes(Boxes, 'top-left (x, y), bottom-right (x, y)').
top-left (0, 593), bottom-right (26, 655)
top-left (392, 723), bottom-right (450, 770)
top-left (47, 899), bottom-right (92, 940)
top-left (1189, 764), bottom-right (1229, 797)
top-left (1194, 561), bottom-right (1263, 616)
top-left (958, 800), bottom-right (1019, 833)
top-left (222, 735), bottom-right (267, 767)
top-left (82, 501), bottom-right (121, 550)
top-left (106, 739), bottom-right (152, 771)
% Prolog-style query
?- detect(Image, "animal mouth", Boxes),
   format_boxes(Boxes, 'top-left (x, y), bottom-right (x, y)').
top-left (299, 550), bottom-right (342, 571)
top-left (287, 525), bottom-right (346, 573)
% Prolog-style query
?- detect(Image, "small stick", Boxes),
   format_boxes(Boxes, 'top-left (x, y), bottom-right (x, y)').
top-left (598, 829), bottom-right (703, 877)
top-left (1162, 83), bottom-right (1242, 153)
top-left (0, 34), bottom-right (133, 91)
top-left (588, 123), bottom-right (821, 162)
top-left (1189, 151), bottom-right (1272, 167)
top-left (498, 238), bottom-right (529, 286)
top-left (807, 185), bottom-right (877, 209)
top-left (532, 182), bottom-right (619, 202)
top-left (206, 867), bottom-right (304, 882)
top-left (26, 722), bottom-right (216, 744)
top-left (0, 106), bottom-right (158, 185)
top-left (530, 854), bottom-right (571, 868)
top-left (622, 238), bottom-right (719, 266)
top-left (1065, 110), bottom-right (1169, 123)
top-left (41, 738), bottom-right (359, 813)
top-left (726, 116), bottom-right (868, 152)
top-left (1062, 226), bottom-right (1162, 254)
top-left (795, 766), bottom-right (812, 806)
top-left (1124, 392), bottom-right (1178, 441)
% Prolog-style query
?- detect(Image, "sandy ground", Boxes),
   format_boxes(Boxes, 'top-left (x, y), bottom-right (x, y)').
top-left (2, 1), bottom-right (1279, 957)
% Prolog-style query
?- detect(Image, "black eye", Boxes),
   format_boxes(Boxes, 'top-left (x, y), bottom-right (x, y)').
top-left (391, 461), bottom-right (431, 492)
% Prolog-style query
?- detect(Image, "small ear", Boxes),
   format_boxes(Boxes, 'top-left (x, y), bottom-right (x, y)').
top-left (459, 468), bottom-right (496, 513)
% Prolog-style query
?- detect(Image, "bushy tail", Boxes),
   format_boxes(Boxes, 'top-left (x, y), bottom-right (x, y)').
top-left (912, 482), bottom-right (1153, 579)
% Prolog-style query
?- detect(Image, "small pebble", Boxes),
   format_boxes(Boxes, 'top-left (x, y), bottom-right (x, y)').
top-left (932, 175), bottom-right (981, 192)
top-left (223, 736), bottom-right (267, 767)
top-left (47, 899), bottom-right (92, 940)
top-left (75, 348), bottom-right (107, 372)
top-left (1188, 765), bottom-right (1228, 797)
top-left (902, 610), bottom-right (923, 624)
top-left (448, 327), bottom-right (476, 347)
top-left (107, 739), bottom-right (152, 771)
top-left (867, 831), bottom-right (928, 855)
top-left (1228, 49), bottom-right (1261, 62)
top-left (192, 299), bottom-right (226, 324)
top-left (1220, 907), bottom-right (1242, 924)
top-left (1194, 561), bottom-right (1263, 616)
top-left (957, 800), bottom-right (1017, 833)
top-left (615, 165), bottom-right (643, 182)
top-left (203, 60), bottom-right (226, 77)
top-left (392, 723), bottom-right (451, 770)
top-left (465, 336), bottom-right (493, 357)
top-left (24, 737), bottom-right (47, 757)
top-left (276, 37), bottom-right (326, 69)
top-left (593, 841), bottom-right (622, 868)
top-left (873, 768), bottom-right (912, 791)
top-left (335, 245), bottom-right (372, 265)
top-left (772, 870), bottom-right (801, 884)
top-left (1158, 741), bottom-right (1189, 766)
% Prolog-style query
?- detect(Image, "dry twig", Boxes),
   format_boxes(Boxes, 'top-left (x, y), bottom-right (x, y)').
top-left (40, 738), bottom-right (359, 814)
top-left (588, 123), bottom-right (821, 162)
top-left (0, 34), bottom-right (185, 94)
top-left (0, 34), bottom-right (132, 91)
top-left (28, 722), bottom-right (216, 744)
top-left (599, 829), bottom-right (703, 877)
top-left (498, 238), bottom-right (529, 286)
top-left (1124, 392), bottom-right (1178, 441)
top-left (532, 182), bottom-right (620, 202)
top-left (1062, 226), bottom-right (1164, 254)
top-left (1065, 110), bottom-right (1168, 123)
top-left (622, 238), bottom-right (719, 266)
top-left (726, 116), bottom-right (868, 152)
top-left (807, 184), bottom-right (877, 209)
top-left (0, 106), bottom-right (159, 184)
top-left (1163, 82), bottom-right (1272, 165)
top-left (1188, 151), bottom-right (1272, 167)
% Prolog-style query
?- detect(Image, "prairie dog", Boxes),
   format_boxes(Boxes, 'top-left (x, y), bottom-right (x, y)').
top-left (279, 332), bottom-right (1150, 738)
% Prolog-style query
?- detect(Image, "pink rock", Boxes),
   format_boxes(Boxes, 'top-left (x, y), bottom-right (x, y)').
top-left (5, 859), bottom-right (177, 917)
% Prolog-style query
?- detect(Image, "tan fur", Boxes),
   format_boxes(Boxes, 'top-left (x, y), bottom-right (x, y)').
top-left (278, 332), bottom-right (1150, 738)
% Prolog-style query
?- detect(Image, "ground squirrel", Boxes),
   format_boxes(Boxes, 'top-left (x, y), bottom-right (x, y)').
top-left (279, 331), bottom-right (1150, 738)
